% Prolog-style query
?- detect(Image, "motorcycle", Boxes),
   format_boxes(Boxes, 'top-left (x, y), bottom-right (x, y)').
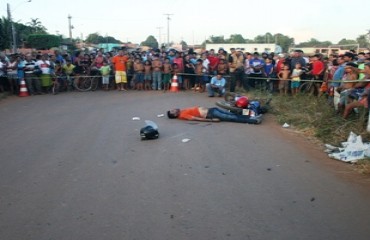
top-left (215, 92), bottom-right (271, 116)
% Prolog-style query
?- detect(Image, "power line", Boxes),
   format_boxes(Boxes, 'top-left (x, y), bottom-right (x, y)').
top-left (156, 27), bottom-right (163, 48)
top-left (68, 14), bottom-right (73, 41)
top-left (7, 3), bottom-right (17, 53)
top-left (163, 13), bottom-right (173, 47)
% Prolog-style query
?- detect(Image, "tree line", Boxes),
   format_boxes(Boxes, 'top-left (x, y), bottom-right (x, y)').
top-left (0, 17), bottom-right (368, 52)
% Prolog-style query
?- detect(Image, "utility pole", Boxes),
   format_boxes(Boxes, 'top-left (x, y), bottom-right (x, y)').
top-left (156, 27), bottom-right (162, 48)
top-left (163, 14), bottom-right (173, 47)
top-left (7, 3), bottom-right (17, 53)
top-left (68, 14), bottom-right (73, 41)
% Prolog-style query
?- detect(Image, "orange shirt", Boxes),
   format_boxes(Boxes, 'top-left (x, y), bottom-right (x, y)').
top-left (112, 55), bottom-right (129, 71)
top-left (178, 107), bottom-right (201, 120)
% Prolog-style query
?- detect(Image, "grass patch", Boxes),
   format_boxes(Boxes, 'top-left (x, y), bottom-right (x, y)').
top-left (244, 89), bottom-right (370, 175)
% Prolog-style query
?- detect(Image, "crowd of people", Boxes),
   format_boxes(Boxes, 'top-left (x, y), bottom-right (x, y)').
top-left (0, 47), bottom-right (370, 118)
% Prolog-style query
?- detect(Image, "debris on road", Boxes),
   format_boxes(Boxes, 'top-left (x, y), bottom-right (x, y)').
top-left (182, 138), bottom-right (191, 143)
top-left (157, 114), bottom-right (164, 117)
top-left (326, 132), bottom-right (368, 163)
top-left (132, 117), bottom-right (140, 121)
top-left (282, 123), bottom-right (290, 128)
top-left (140, 120), bottom-right (159, 140)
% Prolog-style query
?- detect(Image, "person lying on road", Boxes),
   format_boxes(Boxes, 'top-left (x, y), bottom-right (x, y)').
top-left (167, 106), bottom-right (261, 124)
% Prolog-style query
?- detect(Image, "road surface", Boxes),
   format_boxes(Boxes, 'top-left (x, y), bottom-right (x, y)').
top-left (1, 91), bottom-right (370, 240)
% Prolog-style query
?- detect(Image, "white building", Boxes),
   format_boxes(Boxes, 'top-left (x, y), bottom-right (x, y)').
top-left (205, 43), bottom-right (282, 54)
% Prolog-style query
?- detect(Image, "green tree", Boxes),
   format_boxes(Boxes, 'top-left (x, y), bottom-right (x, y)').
top-left (26, 18), bottom-right (47, 34)
top-left (180, 40), bottom-right (188, 50)
top-left (335, 38), bottom-right (358, 50)
top-left (27, 34), bottom-right (61, 49)
top-left (356, 34), bottom-right (370, 48)
top-left (228, 34), bottom-right (246, 43)
top-left (337, 38), bottom-right (357, 45)
top-left (208, 35), bottom-right (226, 43)
top-left (0, 17), bottom-right (11, 50)
top-left (254, 33), bottom-right (273, 43)
top-left (274, 33), bottom-right (295, 52)
top-left (85, 33), bottom-right (104, 44)
top-left (296, 38), bottom-right (321, 47)
top-left (104, 36), bottom-right (121, 44)
top-left (140, 35), bottom-right (158, 48)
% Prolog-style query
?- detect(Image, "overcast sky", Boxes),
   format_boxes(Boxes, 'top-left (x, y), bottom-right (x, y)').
top-left (4, 0), bottom-right (370, 45)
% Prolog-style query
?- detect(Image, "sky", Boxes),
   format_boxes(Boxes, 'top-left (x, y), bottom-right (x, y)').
top-left (3, 0), bottom-right (370, 46)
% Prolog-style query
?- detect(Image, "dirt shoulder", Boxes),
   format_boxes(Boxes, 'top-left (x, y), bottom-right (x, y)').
top-left (263, 113), bottom-right (370, 187)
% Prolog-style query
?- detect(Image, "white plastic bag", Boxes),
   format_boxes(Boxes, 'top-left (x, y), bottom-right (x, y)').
top-left (329, 134), bottom-right (366, 163)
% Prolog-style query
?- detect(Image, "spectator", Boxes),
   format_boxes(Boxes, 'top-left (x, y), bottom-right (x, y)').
top-left (290, 50), bottom-right (306, 71)
top-left (100, 60), bottom-right (111, 91)
top-left (263, 57), bottom-right (275, 92)
top-left (278, 63), bottom-right (291, 96)
top-left (228, 48), bottom-right (244, 92)
top-left (151, 54), bottom-right (163, 90)
top-left (208, 49), bottom-right (219, 75)
top-left (143, 60), bottom-right (152, 90)
top-left (357, 53), bottom-right (366, 80)
top-left (162, 58), bottom-right (172, 92)
top-left (217, 58), bottom-right (228, 75)
top-left (0, 53), bottom-right (8, 92)
top-left (111, 50), bottom-right (129, 91)
top-left (133, 58), bottom-right (144, 91)
top-left (24, 54), bottom-right (41, 95)
top-left (217, 48), bottom-right (227, 60)
top-left (249, 52), bottom-right (264, 89)
top-left (206, 73), bottom-right (226, 97)
top-left (337, 62), bottom-right (359, 113)
top-left (343, 62), bottom-right (370, 118)
top-left (200, 53), bottom-right (210, 92)
top-left (7, 54), bottom-right (20, 95)
top-left (291, 63), bottom-right (303, 96)
top-left (194, 58), bottom-right (203, 91)
top-left (35, 54), bottom-right (53, 93)
top-left (183, 54), bottom-right (195, 90)
top-left (91, 50), bottom-right (105, 71)
top-left (173, 52), bottom-right (184, 89)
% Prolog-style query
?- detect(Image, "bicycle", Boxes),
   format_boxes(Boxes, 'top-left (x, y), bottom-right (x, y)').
top-left (51, 74), bottom-right (69, 94)
top-left (72, 73), bottom-right (100, 92)
top-left (298, 75), bottom-right (322, 96)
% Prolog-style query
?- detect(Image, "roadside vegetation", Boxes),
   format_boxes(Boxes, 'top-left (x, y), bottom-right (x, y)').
top-left (251, 91), bottom-right (370, 174)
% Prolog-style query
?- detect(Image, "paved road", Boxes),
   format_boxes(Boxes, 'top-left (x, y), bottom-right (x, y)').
top-left (1, 91), bottom-right (370, 240)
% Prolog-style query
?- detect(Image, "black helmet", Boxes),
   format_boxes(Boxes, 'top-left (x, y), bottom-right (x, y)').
top-left (140, 125), bottom-right (159, 140)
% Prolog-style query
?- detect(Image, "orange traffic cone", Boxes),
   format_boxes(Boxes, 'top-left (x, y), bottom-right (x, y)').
top-left (19, 79), bottom-right (30, 97)
top-left (170, 74), bottom-right (179, 92)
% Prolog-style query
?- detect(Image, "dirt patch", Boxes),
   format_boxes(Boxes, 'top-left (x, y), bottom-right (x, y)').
top-left (263, 113), bottom-right (370, 187)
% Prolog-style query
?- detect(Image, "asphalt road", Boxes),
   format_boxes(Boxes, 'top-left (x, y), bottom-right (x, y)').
top-left (1, 91), bottom-right (370, 240)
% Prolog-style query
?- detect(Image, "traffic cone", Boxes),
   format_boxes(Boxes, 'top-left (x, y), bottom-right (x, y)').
top-left (170, 74), bottom-right (179, 92)
top-left (19, 79), bottom-right (30, 97)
